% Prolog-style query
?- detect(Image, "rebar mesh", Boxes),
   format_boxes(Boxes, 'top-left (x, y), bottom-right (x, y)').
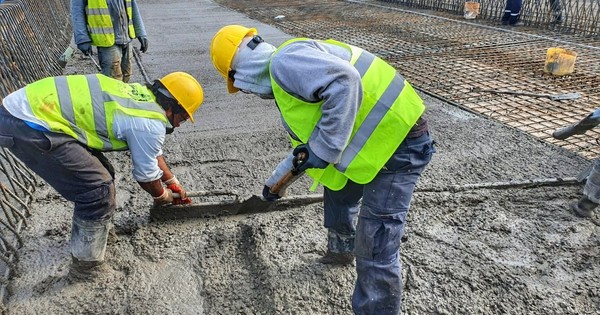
top-left (380, 0), bottom-right (600, 36)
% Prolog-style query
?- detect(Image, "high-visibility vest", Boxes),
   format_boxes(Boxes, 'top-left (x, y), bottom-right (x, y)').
top-left (270, 38), bottom-right (425, 191)
top-left (86, 0), bottom-right (136, 47)
top-left (24, 74), bottom-right (168, 151)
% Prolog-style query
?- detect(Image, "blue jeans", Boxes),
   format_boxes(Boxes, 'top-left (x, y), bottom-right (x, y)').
top-left (97, 43), bottom-right (133, 83)
top-left (324, 132), bottom-right (435, 315)
top-left (0, 106), bottom-right (115, 222)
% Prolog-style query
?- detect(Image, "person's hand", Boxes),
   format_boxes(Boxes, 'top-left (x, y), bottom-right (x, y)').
top-left (138, 36), bottom-right (148, 53)
top-left (262, 185), bottom-right (282, 201)
top-left (153, 188), bottom-right (174, 207)
top-left (292, 144), bottom-right (328, 173)
top-left (77, 42), bottom-right (93, 55)
top-left (164, 176), bottom-right (192, 205)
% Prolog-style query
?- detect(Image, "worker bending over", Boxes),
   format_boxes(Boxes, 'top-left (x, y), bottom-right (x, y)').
top-left (210, 25), bottom-right (435, 315)
top-left (0, 72), bottom-right (203, 279)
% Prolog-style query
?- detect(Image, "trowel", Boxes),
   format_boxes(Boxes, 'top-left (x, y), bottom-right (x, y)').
top-left (150, 151), bottom-right (317, 221)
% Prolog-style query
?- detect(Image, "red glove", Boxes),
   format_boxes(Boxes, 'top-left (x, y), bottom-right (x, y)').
top-left (164, 176), bottom-right (192, 205)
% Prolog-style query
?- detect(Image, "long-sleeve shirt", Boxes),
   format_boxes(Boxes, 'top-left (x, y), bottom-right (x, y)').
top-left (269, 40), bottom-right (362, 164)
top-left (71, 0), bottom-right (147, 45)
top-left (2, 88), bottom-right (164, 182)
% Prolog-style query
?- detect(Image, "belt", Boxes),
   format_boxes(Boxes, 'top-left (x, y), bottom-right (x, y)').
top-left (406, 116), bottom-right (428, 138)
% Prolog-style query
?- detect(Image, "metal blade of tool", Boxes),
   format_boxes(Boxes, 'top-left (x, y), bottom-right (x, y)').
top-left (150, 176), bottom-right (583, 221)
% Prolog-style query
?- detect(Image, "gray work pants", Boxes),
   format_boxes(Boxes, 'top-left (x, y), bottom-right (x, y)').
top-left (98, 43), bottom-right (133, 83)
top-left (324, 132), bottom-right (435, 315)
top-left (0, 106), bottom-right (115, 222)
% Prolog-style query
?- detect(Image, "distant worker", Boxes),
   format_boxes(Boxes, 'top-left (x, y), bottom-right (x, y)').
top-left (502, 0), bottom-right (523, 26)
top-left (553, 109), bottom-right (600, 217)
top-left (0, 72), bottom-right (203, 279)
top-left (71, 0), bottom-right (149, 82)
top-left (210, 25), bottom-right (435, 315)
top-left (549, 0), bottom-right (562, 23)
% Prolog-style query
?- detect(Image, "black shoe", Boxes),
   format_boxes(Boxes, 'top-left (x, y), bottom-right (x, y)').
top-left (510, 21), bottom-right (524, 27)
top-left (318, 251), bottom-right (355, 266)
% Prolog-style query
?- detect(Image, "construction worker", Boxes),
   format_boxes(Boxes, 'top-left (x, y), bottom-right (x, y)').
top-left (71, 0), bottom-right (149, 82)
top-left (210, 25), bottom-right (435, 315)
top-left (0, 72), bottom-right (203, 279)
top-left (502, 0), bottom-right (523, 26)
top-left (553, 109), bottom-right (600, 217)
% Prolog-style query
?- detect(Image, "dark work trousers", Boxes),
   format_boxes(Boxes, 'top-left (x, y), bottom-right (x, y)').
top-left (0, 106), bottom-right (115, 222)
top-left (323, 132), bottom-right (435, 315)
top-left (550, 0), bottom-right (562, 22)
top-left (502, 0), bottom-right (523, 25)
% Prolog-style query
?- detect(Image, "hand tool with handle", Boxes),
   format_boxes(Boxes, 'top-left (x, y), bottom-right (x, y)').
top-left (552, 108), bottom-right (600, 140)
top-left (476, 89), bottom-right (581, 101)
top-left (151, 151), bottom-right (312, 220)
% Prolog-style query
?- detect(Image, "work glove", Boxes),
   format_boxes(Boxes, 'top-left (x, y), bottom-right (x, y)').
top-left (153, 188), bottom-right (174, 207)
top-left (164, 176), bottom-right (192, 205)
top-left (77, 41), bottom-right (93, 55)
top-left (292, 144), bottom-right (329, 173)
top-left (138, 36), bottom-right (148, 53)
top-left (262, 185), bottom-right (281, 201)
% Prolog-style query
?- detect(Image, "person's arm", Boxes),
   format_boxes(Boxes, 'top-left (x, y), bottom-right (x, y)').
top-left (270, 40), bottom-right (362, 164)
top-left (131, 0), bottom-right (147, 38)
top-left (70, 0), bottom-right (92, 45)
top-left (114, 115), bottom-right (180, 202)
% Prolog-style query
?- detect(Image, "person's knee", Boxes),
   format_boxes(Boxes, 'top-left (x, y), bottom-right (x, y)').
top-left (354, 216), bottom-right (404, 261)
top-left (73, 183), bottom-right (115, 222)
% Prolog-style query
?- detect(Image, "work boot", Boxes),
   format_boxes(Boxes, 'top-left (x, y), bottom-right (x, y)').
top-left (68, 217), bottom-right (110, 281)
top-left (571, 196), bottom-right (598, 218)
top-left (319, 229), bottom-right (355, 266)
top-left (68, 256), bottom-right (109, 282)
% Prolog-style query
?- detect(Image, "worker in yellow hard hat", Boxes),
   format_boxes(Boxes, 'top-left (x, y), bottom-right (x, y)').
top-left (211, 24), bottom-right (435, 315)
top-left (0, 71), bottom-right (203, 280)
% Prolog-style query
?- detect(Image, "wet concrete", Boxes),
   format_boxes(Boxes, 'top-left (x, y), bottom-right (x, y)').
top-left (5, 0), bottom-right (600, 314)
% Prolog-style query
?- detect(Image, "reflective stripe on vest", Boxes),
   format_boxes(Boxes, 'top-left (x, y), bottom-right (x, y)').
top-left (24, 74), bottom-right (167, 151)
top-left (270, 38), bottom-right (425, 191)
top-left (86, 0), bottom-right (136, 47)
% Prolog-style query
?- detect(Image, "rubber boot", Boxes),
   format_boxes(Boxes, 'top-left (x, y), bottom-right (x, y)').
top-left (571, 196), bottom-right (598, 218)
top-left (68, 218), bottom-right (110, 281)
top-left (319, 229), bottom-right (355, 266)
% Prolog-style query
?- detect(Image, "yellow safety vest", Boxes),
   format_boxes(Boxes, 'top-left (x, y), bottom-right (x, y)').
top-left (86, 0), bottom-right (136, 47)
top-left (24, 74), bottom-right (168, 151)
top-left (270, 38), bottom-right (425, 191)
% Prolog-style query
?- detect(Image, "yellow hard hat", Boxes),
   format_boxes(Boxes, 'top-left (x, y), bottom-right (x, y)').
top-left (159, 72), bottom-right (204, 123)
top-left (210, 25), bottom-right (257, 93)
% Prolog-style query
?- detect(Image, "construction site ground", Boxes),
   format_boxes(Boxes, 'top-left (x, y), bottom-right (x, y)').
top-left (5, 0), bottom-right (600, 314)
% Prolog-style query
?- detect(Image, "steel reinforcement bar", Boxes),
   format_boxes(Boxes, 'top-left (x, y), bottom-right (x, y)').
top-left (379, 0), bottom-right (600, 36)
top-left (0, 0), bottom-right (70, 99)
top-left (0, 0), bottom-right (69, 306)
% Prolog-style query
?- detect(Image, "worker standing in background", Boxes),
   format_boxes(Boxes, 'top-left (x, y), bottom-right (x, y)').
top-left (502, 0), bottom-right (523, 26)
top-left (210, 25), bottom-right (435, 315)
top-left (71, 0), bottom-right (149, 82)
top-left (0, 72), bottom-right (202, 280)
top-left (549, 0), bottom-right (562, 23)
